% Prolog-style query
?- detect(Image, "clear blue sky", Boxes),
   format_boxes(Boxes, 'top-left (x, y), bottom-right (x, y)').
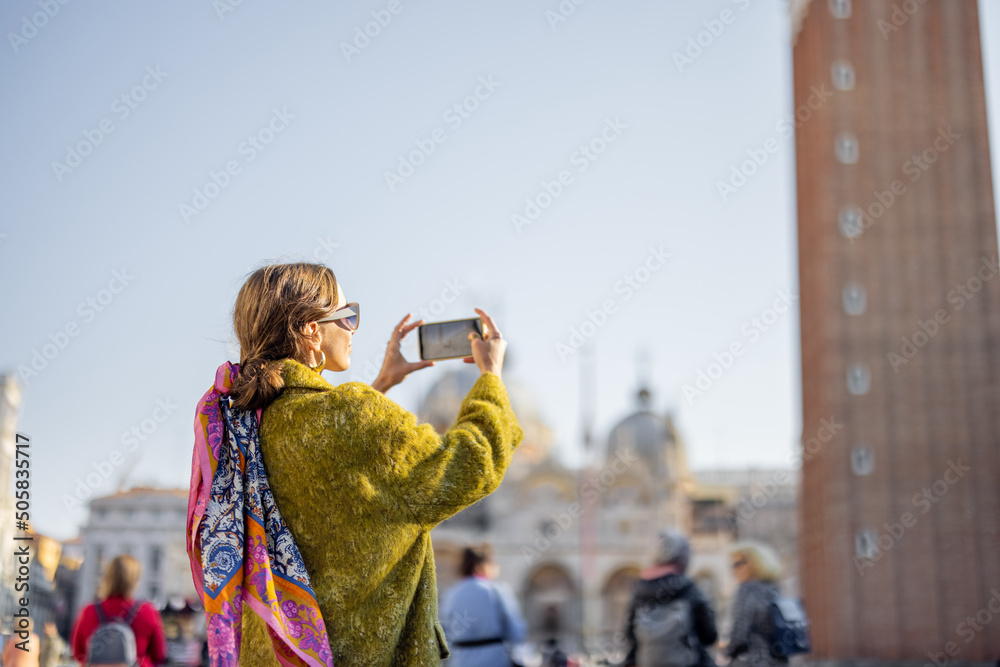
top-left (3, 0), bottom-right (1000, 540)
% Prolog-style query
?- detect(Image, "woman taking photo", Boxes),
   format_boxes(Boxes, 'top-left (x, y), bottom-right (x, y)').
top-left (187, 262), bottom-right (523, 666)
top-left (724, 541), bottom-right (785, 667)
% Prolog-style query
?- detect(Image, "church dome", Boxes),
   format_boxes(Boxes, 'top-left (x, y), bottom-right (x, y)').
top-left (419, 365), bottom-right (480, 433)
top-left (418, 365), bottom-right (553, 469)
top-left (605, 388), bottom-right (676, 480)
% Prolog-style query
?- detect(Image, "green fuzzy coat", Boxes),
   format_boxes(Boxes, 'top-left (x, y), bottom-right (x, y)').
top-left (239, 359), bottom-right (523, 666)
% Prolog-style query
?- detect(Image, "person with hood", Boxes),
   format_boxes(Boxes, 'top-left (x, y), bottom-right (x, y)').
top-left (623, 530), bottom-right (718, 667)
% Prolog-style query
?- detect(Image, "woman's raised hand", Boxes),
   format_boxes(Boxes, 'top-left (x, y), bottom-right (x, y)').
top-left (463, 308), bottom-right (506, 378)
top-left (371, 314), bottom-right (434, 394)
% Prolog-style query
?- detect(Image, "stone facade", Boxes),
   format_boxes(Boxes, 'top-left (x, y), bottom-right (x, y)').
top-left (424, 367), bottom-right (799, 659)
top-left (57, 372), bottom-right (802, 659)
top-left (73, 488), bottom-right (196, 617)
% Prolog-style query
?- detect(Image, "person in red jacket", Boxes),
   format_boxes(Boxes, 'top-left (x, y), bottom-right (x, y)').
top-left (70, 554), bottom-right (167, 667)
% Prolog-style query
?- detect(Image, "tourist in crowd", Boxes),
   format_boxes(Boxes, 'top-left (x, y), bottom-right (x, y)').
top-left (541, 638), bottom-right (569, 667)
top-left (187, 263), bottom-right (523, 665)
top-left (1, 616), bottom-right (40, 667)
top-left (70, 554), bottom-right (167, 666)
top-left (623, 529), bottom-right (718, 667)
top-left (723, 541), bottom-right (785, 667)
top-left (38, 621), bottom-right (65, 667)
top-left (441, 544), bottom-right (527, 667)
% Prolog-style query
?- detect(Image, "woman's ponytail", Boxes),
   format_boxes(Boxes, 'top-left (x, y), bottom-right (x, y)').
top-left (229, 357), bottom-right (285, 411)
top-left (226, 263), bottom-right (339, 411)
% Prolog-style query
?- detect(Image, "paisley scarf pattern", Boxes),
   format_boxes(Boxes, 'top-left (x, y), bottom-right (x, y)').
top-left (186, 362), bottom-right (333, 666)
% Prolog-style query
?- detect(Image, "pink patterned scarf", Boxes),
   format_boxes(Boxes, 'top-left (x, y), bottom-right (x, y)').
top-left (186, 362), bottom-right (333, 666)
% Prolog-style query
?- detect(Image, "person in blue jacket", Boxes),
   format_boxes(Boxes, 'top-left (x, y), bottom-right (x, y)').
top-left (441, 545), bottom-right (528, 667)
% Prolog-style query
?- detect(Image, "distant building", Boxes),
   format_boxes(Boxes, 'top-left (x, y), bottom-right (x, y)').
top-left (53, 536), bottom-right (84, 637)
top-left (73, 488), bottom-right (195, 617)
top-left (62, 373), bottom-right (800, 662)
top-left (423, 367), bottom-right (799, 659)
top-left (17, 531), bottom-right (64, 626)
top-left (689, 467), bottom-right (800, 616)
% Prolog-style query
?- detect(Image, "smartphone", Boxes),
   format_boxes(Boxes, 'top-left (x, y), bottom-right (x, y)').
top-left (418, 317), bottom-right (483, 361)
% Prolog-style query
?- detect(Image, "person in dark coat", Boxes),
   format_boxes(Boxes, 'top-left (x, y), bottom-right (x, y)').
top-left (624, 529), bottom-right (718, 667)
top-left (723, 541), bottom-right (786, 667)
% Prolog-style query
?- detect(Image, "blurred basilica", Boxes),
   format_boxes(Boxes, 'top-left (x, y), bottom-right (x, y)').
top-left (421, 366), bottom-right (799, 657)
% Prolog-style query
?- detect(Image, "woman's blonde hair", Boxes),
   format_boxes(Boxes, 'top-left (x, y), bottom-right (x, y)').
top-left (228, 263), bottom-right (339, 411)
top-left (731, 540), bottom-right (783, 582)
top-left (101, 554), bottom-right (142, 599)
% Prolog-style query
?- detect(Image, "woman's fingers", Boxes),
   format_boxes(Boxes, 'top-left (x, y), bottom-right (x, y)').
top-left (401, 318), bottom-right (423, 336)
top-left (390, 314), bottom-right (424, 344)
top-left (389, 314), bottom-right (411, 343)
top-left (474, 308), bottom-right (501, 340)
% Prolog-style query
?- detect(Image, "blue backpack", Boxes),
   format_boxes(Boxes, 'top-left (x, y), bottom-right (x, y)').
top-left (767, 596), bottom-right (810, 658)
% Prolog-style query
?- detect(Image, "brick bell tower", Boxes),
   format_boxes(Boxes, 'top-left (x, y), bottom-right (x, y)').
top-left (793, 0), bottom-right (1000, 663)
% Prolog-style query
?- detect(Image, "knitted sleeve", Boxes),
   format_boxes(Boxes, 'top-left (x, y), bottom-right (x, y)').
top-left (324, 372), bottom-right (523, 527)
top-left (393, 372), bottom-right (523, 526)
